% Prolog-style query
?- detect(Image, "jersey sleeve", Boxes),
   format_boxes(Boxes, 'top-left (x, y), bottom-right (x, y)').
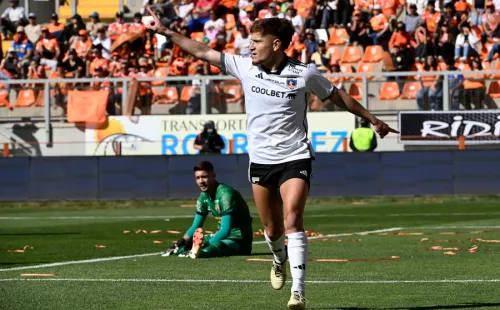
top-left (196, 194), bottom-right (209, 216)
top-left (304, 65), bottom-right (337, 101)
top-left (217, 187), bottom-right (236, 216)
top-left (220, 53), bottom-right (252, 80)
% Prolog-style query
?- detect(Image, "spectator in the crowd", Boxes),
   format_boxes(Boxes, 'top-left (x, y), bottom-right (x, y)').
top-left (216, 0), bottom-right (239, 21)
top-left (144, 30), bottom-right (158, 59)
top-left (455, 23), bottom-right (480, 60)
top-left (62, 48), bottom-right (85, 77)
top-left (1, 0), bottom-right (25, 39)
top-left (446, 60), bottom-right (464, 110)
top-left (404, 4), bottom-right (420, 35)
top-left (368, 5), bottom-right (391, 45)
top-left (188, 63), bottom-right (218, 114)
top-left (72, 29), bottom-right (92, 59)
top-left (193, 120), bottom-right (225, 154)
top-left (108, 11), bottom-right (128, 41)
top-left (348, 10), bottom-right (370, 47)
top-left (454, 0), bottom-right (472, 21)
top-left (310, 40), bottom-right (330, 73)
top-left (88, 45), bottom-right (109, 77)
top-left (24, 12), bottom-right (41, 45)
top-left (0, 49), bottom-right (20, 83)
top-left (328, 63), bottom-right (344, 91)
top-left (129, 12), bottom-right (147, 35)
top-left (286, 8), bottom-right (304, 35)
top-left (421, 1), bottom-right (441, 34)
top-left (135, 59), bottom-right (153, 115)
top-left (463, 57), bottom-right (485, 110)
top-left (11, 26), bottom-right (32, 78)
top-left (188, 0), bottom-right (217, 32)
top-left (285, 34), bottom-right (306, 61)
top-left (155, 0), bottom-right (179, 28)
top-left (414, 26), bottom-right (433, 59)
top-left (178, 0), bottom-right (195, 21)
top-left (389, 22), bottom-right (414, 50)
top-left (93, 27), bottom-right (111, 60)
top-left (234, 25), bottom-right (251, 56)
top-left (337, 0), bottom-right (353, 26)
top-left (389, 43), bottom-right (411, 91)
top-left (86, 12), bottom-right (106, 40)
top-left (204, 9), bottom-right (225, 41)
top-left (481, 2), bottom-right (499, 43)
top-left (265, 2), bottom-right (285, 18)
top-left (304, 7), bottom-right (319, 29)
top-left (315, 0), bottom-right (334, 28)
top-left (350, 118), bottom-right (377, 152)
top-left (303, 29), bottom-right (318, 57)
top-left (35, 27), bottom-right (60, 71)
top-left (48, 13), bottom-right (66, 44)
top-left (50, 64), bottom-right (69, 112)
top-left (416, 55), bottom-right (443, 110)
top-left (442, 3), bottom-right (459, 35)
top-left (434, 22), bottom-right (455, 64)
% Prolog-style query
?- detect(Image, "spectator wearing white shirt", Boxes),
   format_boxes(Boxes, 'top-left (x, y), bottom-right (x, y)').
top-left (455, 23), bottom-right (480, 60)
top-left (204, 10), bottom-right (225, 41)
top-left (286, 8), bottom-right (304, 34)
top-left (1, 0), bottom-right (25, 38)
top-left (265, 3), bottom-right (284, 18)
top-left (24, 12), bottom-right (41, 45)
top-left (234, 25), bottom-right (251, 56)
top-left (93, 27), bottom-right (112, 59)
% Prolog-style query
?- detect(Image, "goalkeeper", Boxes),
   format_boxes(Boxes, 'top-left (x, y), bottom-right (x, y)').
top-left (162, 161), bottom-right (253, 259)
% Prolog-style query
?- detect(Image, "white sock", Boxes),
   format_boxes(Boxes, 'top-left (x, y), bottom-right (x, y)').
top-left (264, 230), bottom-right (287, 264)
top-left (287, 232), bottom-right (308, 294)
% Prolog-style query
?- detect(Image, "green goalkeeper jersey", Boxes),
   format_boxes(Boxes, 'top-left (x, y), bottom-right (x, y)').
top-left (196, 183), bottom-right (253, 242)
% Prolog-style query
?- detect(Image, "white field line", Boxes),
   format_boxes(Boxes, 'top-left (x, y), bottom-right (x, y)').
top-left (2, 212), bottom-right (500, 220)
top-left (1, 278), bottom-right (499, 284)
top-left (404, 226), bottom-right (500, 230)
top-left (0, 227), bottom-right (401, 272)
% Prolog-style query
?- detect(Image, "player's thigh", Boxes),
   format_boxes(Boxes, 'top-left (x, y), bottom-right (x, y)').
top-left (200, 239), bottom-right (242, 258)
top-left (279, 159), bottom-right (312, 233)
top-left (251, 183), bottom-right (283, 234)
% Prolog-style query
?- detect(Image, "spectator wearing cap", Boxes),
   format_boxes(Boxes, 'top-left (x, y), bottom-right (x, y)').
top-left (204, 10), bottom-right (225, 42)
top-left (72, 29), bottom-right (92, 59)
top-left (86, 12), bottom-right (106, 40)
top-left (35, 27), bottom-right (59, 71)
top-left (62, 48), bottom-right (85, 77)
top-left (349, 10), bottom-right (370, 47)
top-left (24, 13), bottom-right (41, 45)
top-left (11, 25), bottom-right (32, 78)
top-left (93, 27), bottom-right (111, 59)
top-left (368, 5), bottom-right (391, 45)
top-left (47, 13), bottom-right (65, 43)
top-left (404, 4), bottom-right (420, 35)
top-left (309, 40), bottom-right (330, 73)
top-left (265, 3), bottom-right (285, 18)
top-left (129, 12), bottom-right (147, 35)
top-left (1, 0), bottom-right (25, 39)
top-left (188, 0), bottom-right (217, 33)
top-left (108, 11), bottom-right (129, 41)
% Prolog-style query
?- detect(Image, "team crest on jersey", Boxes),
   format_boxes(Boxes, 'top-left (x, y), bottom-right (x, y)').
top-left (286, 78), bottom-right (297, 89)
top-left (214, 200), bottom-right (220, 213)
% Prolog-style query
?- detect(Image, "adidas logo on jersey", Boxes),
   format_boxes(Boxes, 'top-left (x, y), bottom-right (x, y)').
top-left (299, 170), bottom-right (308, 178)
top-left (255, 73), bottom-right (264, 79)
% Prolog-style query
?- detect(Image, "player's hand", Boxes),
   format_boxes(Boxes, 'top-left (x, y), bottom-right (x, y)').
top-left (372, 118), bottom-right (399, 139)
top-left (145, 6), bottom-right (170, 35)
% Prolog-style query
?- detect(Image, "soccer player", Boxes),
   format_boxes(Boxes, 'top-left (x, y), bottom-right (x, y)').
top-left (162, 161), bottom-right (253, 259)
top-left (146, 8), bottom-right (398, 309)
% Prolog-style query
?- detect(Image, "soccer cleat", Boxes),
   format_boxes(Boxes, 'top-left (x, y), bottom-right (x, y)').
top-left (270, 257), bottom-right (287, 290)
top-left (287, 291), bottom-right (306, 309)
top-left (188, 228), bottom-right (204, 259)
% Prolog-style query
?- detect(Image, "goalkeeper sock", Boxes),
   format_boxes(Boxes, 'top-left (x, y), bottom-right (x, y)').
top-left (264, 230), bottom-right (287, 264)
top-left (288, 231), bottom-right (308, 294)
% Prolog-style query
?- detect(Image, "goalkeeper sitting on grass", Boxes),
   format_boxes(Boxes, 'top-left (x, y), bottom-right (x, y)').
top-left (162, 161), bottom-right (253, 259)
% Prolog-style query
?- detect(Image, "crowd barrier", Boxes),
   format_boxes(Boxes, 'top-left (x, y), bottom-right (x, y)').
top-left (0, 150), bottom-right (499, 201)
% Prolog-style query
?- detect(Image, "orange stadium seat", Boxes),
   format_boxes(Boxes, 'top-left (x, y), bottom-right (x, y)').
top-left (151, 67), bottom-right (168, 86)
top-left (327, 28), bottom-right (348, 46)
top-left (355, 63), bottom-right (374, 80)
top-left (327, 46), bottom-right (341, 65)
top-left (190, 32), bottom-right (205, 42)
top-left (224, 14), bottom-right (236, 31)
top-left (14, 90), bottom-right (36, 107)
top-left (488, 81), bottom-right (500, 98)
top-left (379, 82), bottom-right (400, 100)
top-left (362, 46), bottom-right (383, 63)
top-left (34, 91), bottom-right (45, 106)
top-left (179, 86), bottom-right (194, 104)
top-left (400, 82), bottom-right (422, 99)
top-left (341, 46), bottom-right (362, 63)
top-left (493, 62), bottom-right (500, 79)
top-left (221, 85), bottom-right (242, 104)
top-left (348, 83), bottom-right (363, 100)
top-left (154, 86), bottom-right (179, 104)
top-left (340, 63), bottom-right (353, 80)
top-left (0, 89), bottom-right (9, 108)
top-left (482, 61), bottom-right (491, 78)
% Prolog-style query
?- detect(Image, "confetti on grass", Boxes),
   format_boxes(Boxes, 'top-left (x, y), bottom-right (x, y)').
top-left (150, 230), bottom-right (162, 234)
top-left (153, 240), bottom-right (163, 244)
top-left (20, 274), bottom-right (57, 277)
top-left (167, 230), bottom-right (181, 234)
top-left (95, 245), bottom-right (106, 248)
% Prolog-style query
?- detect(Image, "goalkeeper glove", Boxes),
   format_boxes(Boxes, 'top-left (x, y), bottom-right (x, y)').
top-left (162, 238), bottom-right (186, 257)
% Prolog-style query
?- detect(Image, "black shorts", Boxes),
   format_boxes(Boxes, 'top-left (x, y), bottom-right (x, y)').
top-left (249, 158), bottom-right (312, 188)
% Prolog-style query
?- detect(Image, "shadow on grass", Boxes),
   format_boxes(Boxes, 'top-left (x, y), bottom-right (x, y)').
top-left (311, 303), bottom-right (500, 310)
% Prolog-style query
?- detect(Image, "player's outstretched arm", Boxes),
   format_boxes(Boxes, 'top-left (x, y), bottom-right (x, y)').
top-left (327, 89), bottom-right (399, 139)
top-left (145, 6), bottom-right (222, 68)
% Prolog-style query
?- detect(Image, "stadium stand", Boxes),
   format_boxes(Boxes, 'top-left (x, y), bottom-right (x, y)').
top-left (0, 0), bottom-right (500, 119)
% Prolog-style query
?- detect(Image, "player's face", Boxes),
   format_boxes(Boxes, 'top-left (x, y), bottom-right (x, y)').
top-left (194, 170), bottom-right (216, 192)
top-left (249, 32), bottom-right (280, 65)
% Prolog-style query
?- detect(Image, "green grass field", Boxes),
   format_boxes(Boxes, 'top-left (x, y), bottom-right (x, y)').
top-left (1, 197), bottom-right (500, 310)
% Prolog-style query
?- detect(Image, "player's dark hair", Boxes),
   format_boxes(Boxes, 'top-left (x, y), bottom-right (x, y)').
top-left (250, 18), bottom-right (294, 51)
top-left (193, 161), bottom-right (214, 173)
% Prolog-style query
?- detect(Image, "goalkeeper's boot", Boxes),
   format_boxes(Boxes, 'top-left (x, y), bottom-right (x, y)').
top-left (188, 228), bottom-right (204, 259)
top-left (287, 291), bottom-right (306, 310)
top-left (270, 255), bottom-right (287, 290)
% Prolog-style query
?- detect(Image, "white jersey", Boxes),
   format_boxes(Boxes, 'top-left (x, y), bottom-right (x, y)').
top-left (221, 53), bottom-right (336, 165)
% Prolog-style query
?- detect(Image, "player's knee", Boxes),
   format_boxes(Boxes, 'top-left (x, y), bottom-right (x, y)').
top-left (284, 211), bottom-right (304, 234)
top-left (264, 225), bottom-right (285, 240)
